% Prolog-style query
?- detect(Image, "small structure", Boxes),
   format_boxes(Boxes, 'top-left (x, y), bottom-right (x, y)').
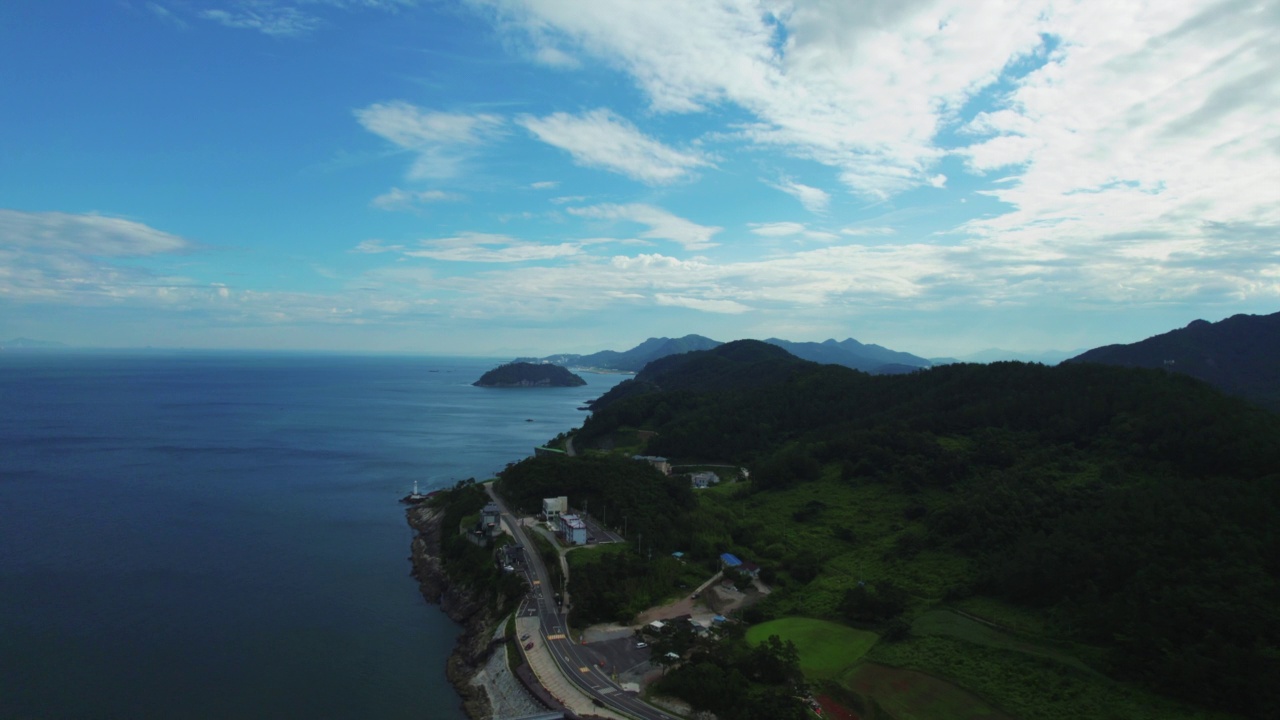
top-left (633, 455), bottom-right (672, 475)
top-left (648, 620), bottom-right (667, 633)
top-left (542, 496), bottom-right (568, 521)
top-left (671, 551), bottom-right (685, 560)
top-left (559, 513), bottom-right (587, 545)
top-left (690, 471), bottom-right (717, 489)
top-left (720, 553), bottom-right (744, 569)
top-left (741, 562), bottom-right (760, 579)
top-left (481, 502), bottom-right (502, 536)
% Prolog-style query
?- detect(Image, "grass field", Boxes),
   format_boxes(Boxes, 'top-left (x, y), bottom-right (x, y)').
top-left (910, 610), bottom-right (1098, 676)
top-left (746, 617), bottom-right (879, 680)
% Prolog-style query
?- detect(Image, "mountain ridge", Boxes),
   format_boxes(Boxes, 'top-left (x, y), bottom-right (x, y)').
top-left (520, 334), bottom-right (932, 375)
top-left (1068, 311), bottom-right (1280, 411)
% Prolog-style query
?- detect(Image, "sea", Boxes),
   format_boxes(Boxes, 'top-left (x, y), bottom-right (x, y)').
top-left (0, 351), bottom-right (627, 720)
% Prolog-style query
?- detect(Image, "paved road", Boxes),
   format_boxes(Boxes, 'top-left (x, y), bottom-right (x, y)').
top-left (486, 484), bottom-right (677, 720)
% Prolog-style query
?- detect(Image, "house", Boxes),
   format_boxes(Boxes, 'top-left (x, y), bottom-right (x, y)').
top-left (559, 513), bottom-right (587, 545)
top-left (690, 471), bottom-right (717, 489)
top-left (542, 496), bottom-right (568, 521)
top-left (720, 553), bottom-right (743, 569)
top-left (633, 455), bottom-right (672, 475)
top-left (481, 502), bottom-right (502, 537)
top-left (741, 562), bottom-right (760, 579)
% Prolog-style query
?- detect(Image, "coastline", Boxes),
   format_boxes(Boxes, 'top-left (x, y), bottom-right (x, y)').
top-left (407, 503), bottom-right (563, 720)
top-left (406, 504), bottom-right (499, 719)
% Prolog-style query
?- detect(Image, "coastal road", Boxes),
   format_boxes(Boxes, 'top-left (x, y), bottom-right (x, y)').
top-left (486, 485), bottom-right (676, 720)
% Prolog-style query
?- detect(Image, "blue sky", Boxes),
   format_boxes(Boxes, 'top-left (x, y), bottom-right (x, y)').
top-left (2, 0), bottom-right (1277, 357)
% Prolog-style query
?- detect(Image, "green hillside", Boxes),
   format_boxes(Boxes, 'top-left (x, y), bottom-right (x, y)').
top-left (560, 341), bottom-right (1279, 719)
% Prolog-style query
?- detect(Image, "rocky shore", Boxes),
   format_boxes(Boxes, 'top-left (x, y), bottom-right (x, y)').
top-left (406, 504), bottom-right (505, 720)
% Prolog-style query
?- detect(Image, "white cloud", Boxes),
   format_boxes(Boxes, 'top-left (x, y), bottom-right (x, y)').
top-left (355, 101), bottom-right (504, 179)
top-left (568, 203), bottom-right (721, 250)
top-left (0, 210), bottom-right (191, 256)
top-left (748, 222), bottom-right (838, 242)
top-left (471, 0), bottom-right (1047, 196)
top-left (352, 239), bottom-right (404, 254)
top-left (402, 232), bottom-right (585, 263)
top-left (529, 180), bottom-right (559, 189)
top-left (654, 294), bottom-right (750, 314)
top-left (148, 3), bottom-right (189, 28)
top-left (517, 108), bottom-right (710, 184)
top-left (197, 1), bottom-right (418, 36)
top-left (200, 6), bottom-right (321, 36)
top-left (840, 226), bottom-right (896, 237)
top-left (0, 209), bottom-right (211, 306)
top-left (468, 0), bottom-right (1280, 311)
top-left (770, 179), bottom-right (830, 213)
top-left (955, 0), bottom-right (1280, 288)
top-left (356, 102), bottom-right (502, 147)
top-left (371, 187), bottom-right (463, 210)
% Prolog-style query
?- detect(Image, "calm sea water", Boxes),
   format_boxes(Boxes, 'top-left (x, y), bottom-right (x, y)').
top-left (0, 352), bottom-right (625, 720)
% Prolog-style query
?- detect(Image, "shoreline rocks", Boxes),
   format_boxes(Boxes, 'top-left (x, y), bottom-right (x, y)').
top-left (406, 504), bottom-right (502, 720)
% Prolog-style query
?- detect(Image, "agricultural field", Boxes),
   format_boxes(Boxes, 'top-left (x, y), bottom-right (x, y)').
top-left (842, 663), bottom-right (1014, 720)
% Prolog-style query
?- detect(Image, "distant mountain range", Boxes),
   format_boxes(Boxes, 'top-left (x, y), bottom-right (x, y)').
top-left (519, 334), bottom-right (933, 375)
top-left (1067, 311), bottom-right (1280, 412)
top-left (518, 335), bottom-right (722, 373)
top-left (1, 337), bottom-right (68, 350)
top-left (933, 348), bottom-right (1081, 365)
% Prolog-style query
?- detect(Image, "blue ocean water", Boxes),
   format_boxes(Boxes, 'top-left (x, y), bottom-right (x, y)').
top-left (0, 352), bottom-right (626, 719)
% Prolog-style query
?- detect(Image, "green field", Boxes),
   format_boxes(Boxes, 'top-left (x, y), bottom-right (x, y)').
top-left (910, 610), bottom-right (1099, 676)
top-left (746, 617), bottom-right (878, 679)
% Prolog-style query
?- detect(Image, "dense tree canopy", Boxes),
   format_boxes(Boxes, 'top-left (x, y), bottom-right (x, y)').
top-left (571, 342), bottom-right (1280, 717)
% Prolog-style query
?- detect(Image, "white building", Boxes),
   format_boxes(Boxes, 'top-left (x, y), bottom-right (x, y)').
top-left (542, 496), bottom-right (568, 520)
top-left (690, 471), bottom-right (717, 488)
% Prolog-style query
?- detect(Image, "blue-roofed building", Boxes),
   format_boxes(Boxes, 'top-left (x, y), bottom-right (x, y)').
top-left (720, 553), bottom-right (743, 568)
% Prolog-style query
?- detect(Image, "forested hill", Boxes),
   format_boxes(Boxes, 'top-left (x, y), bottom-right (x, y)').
top-left (1068, 311), bottom-right (1280, 412)
top-left (472, 362), bottom-right (586, 387)
top-left (574, 342), bottom-right (1280, 717)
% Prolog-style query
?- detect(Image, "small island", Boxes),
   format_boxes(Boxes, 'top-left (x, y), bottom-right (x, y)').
top-left (473, 362), bottom-right (586, 388)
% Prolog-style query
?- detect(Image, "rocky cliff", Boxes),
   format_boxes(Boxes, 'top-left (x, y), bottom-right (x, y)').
top-left (407, 505), bottom-right (504, 720)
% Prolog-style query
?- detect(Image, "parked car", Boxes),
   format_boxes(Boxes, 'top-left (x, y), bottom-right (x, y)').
top-left (635, 641), bottom-right (648, 649)
top-left (524, 642), bottom-right (534, 650)
top-left (520, 634), bottom-right (529, 641)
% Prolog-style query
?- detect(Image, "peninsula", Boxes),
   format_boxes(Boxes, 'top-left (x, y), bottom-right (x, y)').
top-left (473, 362), bottom-right (586, 388)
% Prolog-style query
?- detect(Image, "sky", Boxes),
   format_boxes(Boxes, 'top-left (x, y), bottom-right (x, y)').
top-left (2, 0), bottom-right (1277, 358)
